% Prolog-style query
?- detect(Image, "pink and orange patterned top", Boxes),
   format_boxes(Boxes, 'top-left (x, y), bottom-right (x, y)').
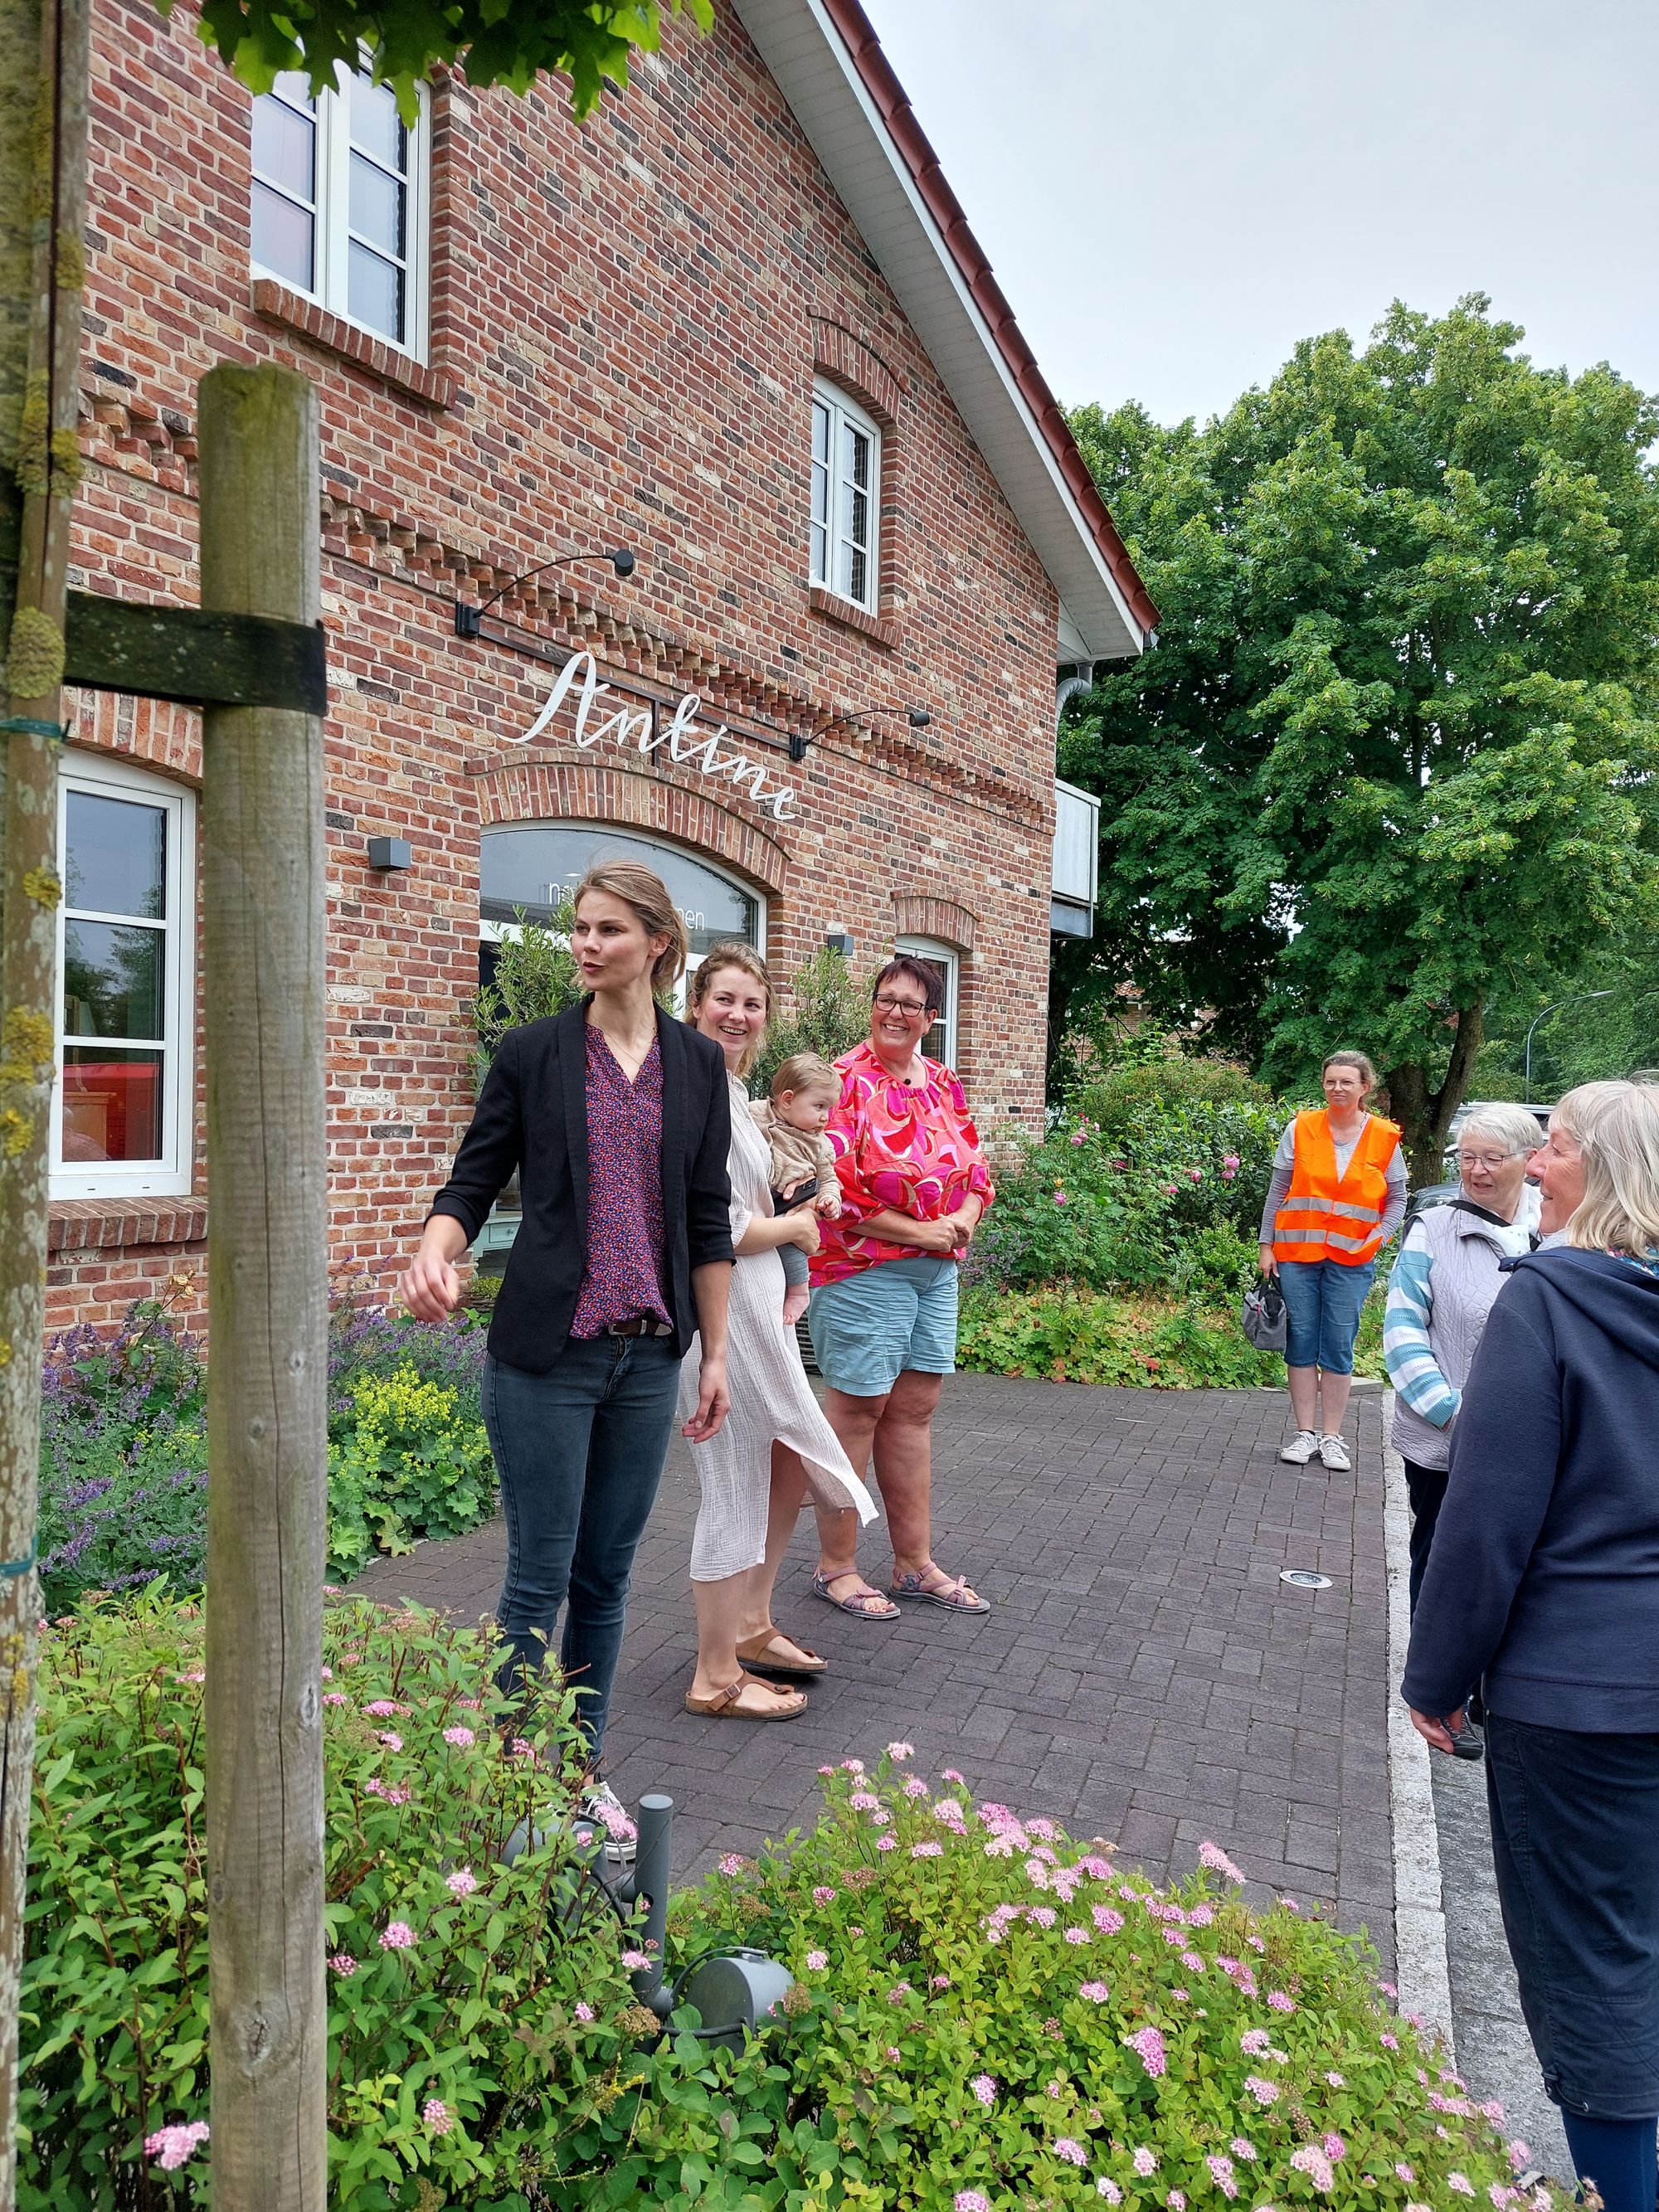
top-left (810, 1040), bottom-right (995, 1286)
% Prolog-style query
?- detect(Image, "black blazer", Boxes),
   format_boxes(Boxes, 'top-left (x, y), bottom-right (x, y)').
top-left (428, 1001), bottom-right (734, 1372)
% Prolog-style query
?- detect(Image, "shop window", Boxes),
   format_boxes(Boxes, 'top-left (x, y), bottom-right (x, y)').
top-left (896, 936), bottom-right (959, 1070)
top-left (52, 756), bottom-right (196, 1200)
top-left (251, 66), bottom-right (430, 357)
top-left (810, 379), bottom-right (882, 613)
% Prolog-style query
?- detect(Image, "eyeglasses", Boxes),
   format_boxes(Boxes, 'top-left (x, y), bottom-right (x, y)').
top-left (1457, 1153), bottom-right (1515, 1172)
top-left (873, 994), bottom-right (930, 1018)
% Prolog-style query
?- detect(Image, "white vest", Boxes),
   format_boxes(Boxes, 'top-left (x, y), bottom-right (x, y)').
top-left (1389, 1194), bottom-right (1539, 1471)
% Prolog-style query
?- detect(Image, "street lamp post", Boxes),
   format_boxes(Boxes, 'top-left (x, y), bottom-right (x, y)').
top-left (1522, 990), bottom-right (1615, 1103)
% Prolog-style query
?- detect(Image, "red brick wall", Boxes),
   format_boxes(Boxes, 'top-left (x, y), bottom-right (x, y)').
top-left (56, 0), bottom-right (1061, 1330)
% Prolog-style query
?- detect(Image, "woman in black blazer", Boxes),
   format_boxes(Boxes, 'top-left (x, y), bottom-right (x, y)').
top-left (401, 861), bottom-right (733, 1837)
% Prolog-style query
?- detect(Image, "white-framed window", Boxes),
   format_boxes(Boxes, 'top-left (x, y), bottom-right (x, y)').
top-left (52, 754), bottom-right (197, 1200)
top-left (810, 379), bottom-right (882, 612)
top-left (896, 936), bottom-right (959, 1071)
top-left (251, 64), bottom-right (431, 358)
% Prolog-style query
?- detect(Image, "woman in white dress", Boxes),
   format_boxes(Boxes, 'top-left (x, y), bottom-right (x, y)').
top-left (679, 944), bottom-right (878, 1720)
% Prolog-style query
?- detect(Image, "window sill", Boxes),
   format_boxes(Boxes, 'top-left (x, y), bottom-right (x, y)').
top-left (48, 1198), bottom-right (207, 1253)
top-left (807, 585), bottom-right (898, 649)
top-left (251, 280), bottom-right (457, 409)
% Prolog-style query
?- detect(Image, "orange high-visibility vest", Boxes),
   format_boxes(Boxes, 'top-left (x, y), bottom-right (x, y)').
top-left (1272, 1110), bottom-right (1402, 1267)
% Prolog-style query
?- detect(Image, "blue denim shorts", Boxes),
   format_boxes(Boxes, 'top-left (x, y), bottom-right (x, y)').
top-left (808, 1255), bottom-right (959, 1397)
top-left (1277, 1257), bottom-right (1375, 1373)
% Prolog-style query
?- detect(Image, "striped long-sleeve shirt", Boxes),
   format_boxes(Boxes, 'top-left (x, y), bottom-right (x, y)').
top-left (1384, 1197), bottom-right (1540, 1470)
top-left (1384, 1232), bottom-right (1460, 1427)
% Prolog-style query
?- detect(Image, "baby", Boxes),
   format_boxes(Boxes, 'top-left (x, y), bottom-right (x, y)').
top-left (751, 1052), bottom-right (842, 1328)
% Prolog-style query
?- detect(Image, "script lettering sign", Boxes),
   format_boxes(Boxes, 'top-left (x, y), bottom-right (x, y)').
top-left (508, 649), bottom-right (798, 822)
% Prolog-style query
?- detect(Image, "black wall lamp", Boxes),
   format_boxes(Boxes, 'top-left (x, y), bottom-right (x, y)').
top-left (825, 926), bottom-right (854, 957)
top-left (367, 836), bottom-right (412, 870)
top-left (908, 707), bottom-right (932, 728)
top-left (789, 702), bottom-right (932, 765)
top-left (455, 545), bottom-right (636, 639)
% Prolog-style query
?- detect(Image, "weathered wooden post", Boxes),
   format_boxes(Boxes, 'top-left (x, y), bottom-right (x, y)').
top-left (198, 362), bottom-right (327, 2207)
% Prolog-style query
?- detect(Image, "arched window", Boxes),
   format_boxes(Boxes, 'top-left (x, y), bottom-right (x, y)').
top-left (479, 824), bottom-right (764, 1005)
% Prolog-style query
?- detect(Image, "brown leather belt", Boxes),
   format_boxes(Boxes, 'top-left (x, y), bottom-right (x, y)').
top-left (606, 1315), bottom-right (674, 1338)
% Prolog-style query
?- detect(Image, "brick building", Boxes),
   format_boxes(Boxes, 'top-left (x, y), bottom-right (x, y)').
top-left (51, 0), bottom-right (1154, 1328)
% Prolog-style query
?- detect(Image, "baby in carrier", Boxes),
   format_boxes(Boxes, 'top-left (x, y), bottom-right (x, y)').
top-left (751, 1052), bottom-right (842, 1327)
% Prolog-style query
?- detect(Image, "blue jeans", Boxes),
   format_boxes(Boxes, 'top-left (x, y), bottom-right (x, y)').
top-left (482, 1337), bottom-right (680, 1765)
top-left (1277, 1257), bottom-right (1375, 1373)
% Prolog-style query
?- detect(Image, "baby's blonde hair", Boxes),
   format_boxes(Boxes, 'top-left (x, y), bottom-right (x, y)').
top-left (771, 1052), bottom-right (839, 1102)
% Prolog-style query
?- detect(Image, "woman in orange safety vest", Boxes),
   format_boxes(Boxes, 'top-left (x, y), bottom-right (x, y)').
top-left (1257, 1051), bottom-right (1407, 1473)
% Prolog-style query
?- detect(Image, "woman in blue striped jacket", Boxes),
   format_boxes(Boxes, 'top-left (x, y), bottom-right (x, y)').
top-left (1384, 1102), bottom-right (1543, 1634)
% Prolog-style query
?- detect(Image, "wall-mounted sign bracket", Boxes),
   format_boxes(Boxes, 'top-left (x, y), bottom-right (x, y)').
top-left (62, 590), bottom-right (328, 714)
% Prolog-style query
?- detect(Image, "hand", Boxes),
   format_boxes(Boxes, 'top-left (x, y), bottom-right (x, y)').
top-left (682, 1353), bottom-right (729, 1443)
top-left (1258, 1245), bottom-right (1277, 1276)
top-left (1408, 1706), bottom-right (1465, 1756)
top-left (946, 1198), bottom-right (984, 1250)
top-left (790, 1210), bottom-right (822, 1257)
top-left (401, 1240), bottom-right (464, 1321)
top-left (908, 1218), bottom-right (961, 1256)
top-left (781, 1178), bottom-right (816, 1209)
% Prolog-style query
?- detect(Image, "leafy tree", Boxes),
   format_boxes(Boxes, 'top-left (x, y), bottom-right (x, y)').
top-left (1061, 298), bottom-right (1659, 1179)
top-left (752, 945), bottom-right (872, 1097)
top-left (468, 901), bottom-right (581, 1085)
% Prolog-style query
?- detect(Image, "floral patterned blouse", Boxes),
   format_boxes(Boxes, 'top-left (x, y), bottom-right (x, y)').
top-left (810, 1040), bottom-right (995, 1286)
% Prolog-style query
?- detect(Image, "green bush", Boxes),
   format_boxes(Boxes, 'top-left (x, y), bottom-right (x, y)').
top-left (564, 1754), bottom-right (1550, 2210)
top-left (751, 945), bottom-right (872, 1098)
top-left (22, 1592), bottom-right (654, 2210)
top-left (467, 898), bottom-right (580, 1085)
top-left (958, 1285), bottom-right (1280, 1389)
top-left (327, 1364), bottom-right (498, 1581)
top-left (970, 1133), bottom-right (1176, 1296)
top-left (1077, 1053), bottom-right (1273, 1139)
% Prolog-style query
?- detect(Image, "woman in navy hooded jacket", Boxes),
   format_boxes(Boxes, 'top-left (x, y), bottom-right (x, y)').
top-left (1404, 1081), bottom-right (1659, 2212)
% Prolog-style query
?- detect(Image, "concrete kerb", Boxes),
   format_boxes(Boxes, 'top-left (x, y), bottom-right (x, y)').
top-left (1380, 1392), bottom-right (1456, 2053)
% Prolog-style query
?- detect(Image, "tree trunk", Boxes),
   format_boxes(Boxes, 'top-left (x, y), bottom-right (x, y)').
top-left (199, 363), bottom-right (328, 2209)
top-left (1388, 1002), bottom-right (1486, 1187)
top-left (0, 0), bottom-right (88, 2193)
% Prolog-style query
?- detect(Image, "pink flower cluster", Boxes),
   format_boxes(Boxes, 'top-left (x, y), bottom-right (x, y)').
top-left (1290, 2146), bottom-right (1335, 2193)
top-left (362, 1699), bottom-right (409, 1717)
top-left (379, 1921), bottom-right (416, 1951)
top-left (423, 2098), bottom-right (451, 2136)
top-left (1079, 1980), bottom-right (1110, 2003)
top-left (1198, 1838), bottom-right (1246, 1883)
top-left (1124, 2025), bottom-right (1166, 2078)
top-left (446, 1867), bottom-right (477, 1898)
top-left (144, 2122), bottom-right (209, 2171)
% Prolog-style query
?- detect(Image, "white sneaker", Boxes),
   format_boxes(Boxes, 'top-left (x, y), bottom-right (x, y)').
top-left (578, 1780), bottom-right (638, 1864)
top-left (1318, 1432), bottom-right (1351, 1471)
top-left (1279, 1429), bottom-right (1321, 1464)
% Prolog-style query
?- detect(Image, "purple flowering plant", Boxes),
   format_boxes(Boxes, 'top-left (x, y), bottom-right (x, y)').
top-left (21, 1591), bottom-right (659, 2210)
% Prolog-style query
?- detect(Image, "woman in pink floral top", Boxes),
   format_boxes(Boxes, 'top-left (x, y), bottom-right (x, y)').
top-left (805, 955), bottom-right (995, 1620)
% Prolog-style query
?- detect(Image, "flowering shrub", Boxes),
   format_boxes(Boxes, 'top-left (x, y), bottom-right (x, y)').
top-left (563, 1756), bottom-right (1553, 2211)
top-left (22, 1591), bottom-right (654, 2210)
top-left (958, 1286), bottom-right (1280, 1389)
top-left (325, 1364), bottom-right (496, 1580)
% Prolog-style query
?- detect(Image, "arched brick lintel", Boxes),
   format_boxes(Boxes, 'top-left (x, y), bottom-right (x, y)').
top-left (67, 691), bottom-right (202, 785)
top-left (892, 893), bottom-right (978, 953)
top-left (474, 756), bottom-right (791, 897)
top-left (811, 320), bottom-right (904, 430)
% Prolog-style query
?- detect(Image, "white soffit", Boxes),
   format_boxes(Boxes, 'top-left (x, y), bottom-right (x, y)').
top-left (732, 0), bottom-right (1147, 663)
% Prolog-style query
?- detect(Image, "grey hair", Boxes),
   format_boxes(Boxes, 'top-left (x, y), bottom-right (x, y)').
top-left (1553, 1082), bottom-right (1659, 1257)
top-left (1457, 1104), bottom-right (1546, 1161)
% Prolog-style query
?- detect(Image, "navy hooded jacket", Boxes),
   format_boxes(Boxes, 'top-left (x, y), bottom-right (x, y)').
top-left (1401, 1245), bottom-right (1659, 1731)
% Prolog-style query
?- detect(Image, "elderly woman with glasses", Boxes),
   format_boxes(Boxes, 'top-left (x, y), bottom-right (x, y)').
top-left (1404, 1083), bottom-right (1659, 2212)
top-left (1384, 1101), bottom-right (1544, 1642)
top-left (805, 955), bottom-right (995, 1621)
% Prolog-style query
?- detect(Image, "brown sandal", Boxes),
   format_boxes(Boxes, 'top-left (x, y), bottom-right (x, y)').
top-left (684, 1670), bottom-right (806, 1721)
top-left (735, 1630), bottom-right (828, 1680)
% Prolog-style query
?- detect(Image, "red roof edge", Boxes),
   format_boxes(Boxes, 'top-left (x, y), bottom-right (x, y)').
top-left (818, 0), bottom-right (1160, 644)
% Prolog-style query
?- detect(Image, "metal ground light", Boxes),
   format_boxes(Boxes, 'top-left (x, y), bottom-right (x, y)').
top-left (501, 1788), bottom-right (793, 2049)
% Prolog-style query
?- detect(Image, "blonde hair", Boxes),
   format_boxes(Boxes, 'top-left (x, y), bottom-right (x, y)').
top-left (685, 941), bottom-right (775, 1078)
top-left (573, 860), bottom-right (688, 990)
top-left (1323, 1050), bottom-right (1377, 1094)
top-left (1553, 1082), bottom-right (1659, 1256)
top-left (771, 1051), bottom-right (839, 1102)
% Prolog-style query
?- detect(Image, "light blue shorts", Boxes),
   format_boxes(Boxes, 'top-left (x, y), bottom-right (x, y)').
top-left (807, 1256), bottom-right (960, 1398)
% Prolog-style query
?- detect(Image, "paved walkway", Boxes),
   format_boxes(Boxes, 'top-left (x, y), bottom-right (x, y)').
top-left (353, 1376), bottom-right (1395, 1971)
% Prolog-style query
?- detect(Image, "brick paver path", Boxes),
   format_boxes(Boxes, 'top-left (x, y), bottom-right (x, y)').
top-left (353, 1377), bottom-right (1394, 1971)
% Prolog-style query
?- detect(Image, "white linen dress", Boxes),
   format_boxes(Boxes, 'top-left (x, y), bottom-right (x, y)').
top-left (679, 1074), bottom-right (878, 1581)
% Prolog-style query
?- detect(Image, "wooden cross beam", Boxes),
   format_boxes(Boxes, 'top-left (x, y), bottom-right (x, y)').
top-left (62, 589), bottom-right (328, 713)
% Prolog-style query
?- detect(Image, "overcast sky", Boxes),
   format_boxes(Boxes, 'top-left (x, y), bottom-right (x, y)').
top-left (863, 0), bottom-right (1659, 429)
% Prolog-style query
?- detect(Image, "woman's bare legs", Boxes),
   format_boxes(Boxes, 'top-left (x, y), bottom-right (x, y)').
top-left (1316, 1369), bottom-right (1353, 1435)
top-left (733, 1446), bottom-right (818, 1662)
top-left (815, 1387), bottom-right (895, 1613)
top-left (815, 1373), bottom-right (980, 1607)
top-left (1287, 1364), bottom-right (1320, 1432)
top-left (689, 1573), bottom-right (798, 1709)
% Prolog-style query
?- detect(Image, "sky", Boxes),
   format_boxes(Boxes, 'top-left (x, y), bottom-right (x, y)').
top-left (863, 0), bottom-right (1659, 430)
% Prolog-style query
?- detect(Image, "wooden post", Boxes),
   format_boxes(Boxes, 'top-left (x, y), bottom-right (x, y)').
top-left (0, 0), bottom-right (89, 2197)
top-left (198, 362), bottom-right (327, 2209)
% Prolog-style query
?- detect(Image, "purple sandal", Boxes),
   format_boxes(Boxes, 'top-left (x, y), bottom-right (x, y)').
top-left (889, 1563), bottom-right (990, 1614)
top-left (811, 1570), bottom-right (900, 1621)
